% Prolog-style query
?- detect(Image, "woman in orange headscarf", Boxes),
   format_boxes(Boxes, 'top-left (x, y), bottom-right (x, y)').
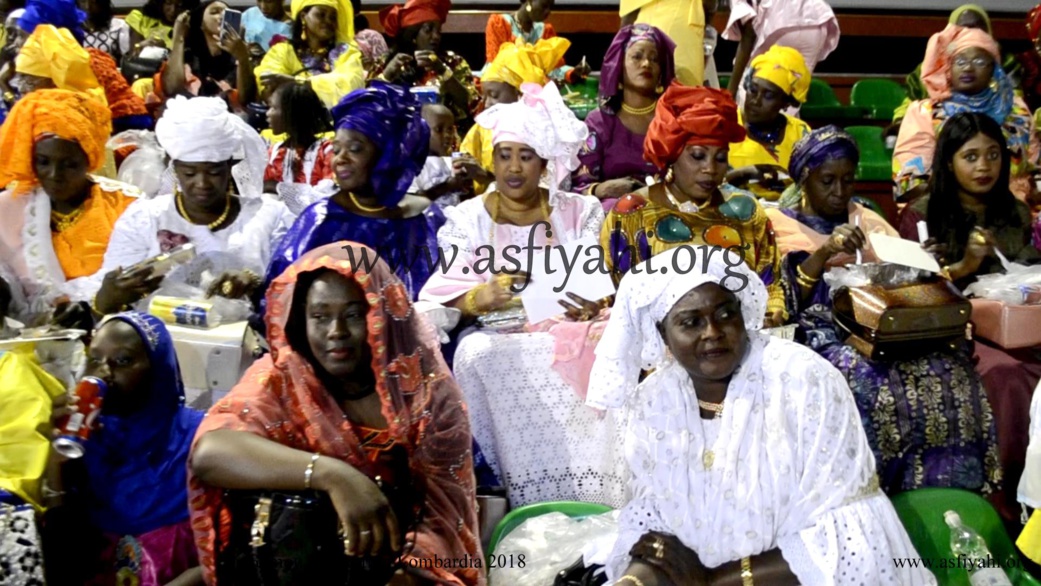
top-left (601, 83), bottom-right (787, 326)
top-left (188, 241), bottom-right (483, 586)
top-left (370, 0), bottom-right (479, 123)
top-left (0, 88), bottom-right (139, 325)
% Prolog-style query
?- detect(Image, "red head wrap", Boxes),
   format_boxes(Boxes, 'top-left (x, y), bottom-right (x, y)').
top-left (644, 83), bottom-right (746, 169)
top-left (1029, 3), bottom-right (1041, 40)
top-left (379, 0), bottom-right (451, 38)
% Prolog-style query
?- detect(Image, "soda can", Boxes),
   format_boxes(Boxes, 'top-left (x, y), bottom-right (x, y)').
top-left (53, 376), bottom-right (107, 459)
top-left (410, 86), bottom-right (440, 105)
top-left (148, 296), bottom-right (216, 328)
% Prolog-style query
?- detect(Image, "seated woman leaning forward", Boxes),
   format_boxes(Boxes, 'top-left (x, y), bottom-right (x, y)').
top-left (586, 246), bottom-right (934, 585)
top-left (188, 242), bottom-right (483, 586)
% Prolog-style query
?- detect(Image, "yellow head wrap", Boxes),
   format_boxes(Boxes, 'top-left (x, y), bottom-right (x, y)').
top-left (481, 37), bottom-right (570, 88)
top-left (949, 4), bottom-right (991, 35)
top-left (15, 25), bottom-right (104, 103)
top-left (749, 45), bottom-right (811, 104)
top-left (0, 89), bottom-right (112, 194)
top-left (291, 0), bottom-right (355, 44)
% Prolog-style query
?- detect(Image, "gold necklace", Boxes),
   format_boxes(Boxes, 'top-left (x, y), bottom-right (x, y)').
top-left (697, 399), bottom-right (724, 416)
top-left (621, 100), bottom-right (657, 116)
top-left (350, 192), bottom-right (386, 212)
top-left (176, 189), bottom-right (231, 230)
top-left (487, 190), bottom-right (553, 245)
top-left (698, 399), bottom-right (724, 470)
top-left (50, 206), bottom-right (85, 233)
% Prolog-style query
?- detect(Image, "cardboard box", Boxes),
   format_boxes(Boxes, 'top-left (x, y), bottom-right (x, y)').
top-left (166, 321), bottom-right (259, 409)
top-left (970, 299), bottom-right (1041, 349)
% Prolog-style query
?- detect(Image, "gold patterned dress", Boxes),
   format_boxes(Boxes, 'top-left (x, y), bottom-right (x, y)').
top-left (600, 183), bottom-right (787, 317)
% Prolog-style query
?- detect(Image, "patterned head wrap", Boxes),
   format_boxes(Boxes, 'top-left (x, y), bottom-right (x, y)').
top-left (921, 23), bottom-right (1001, 102)
top-left (1029, 3), bottom-right (1041, 41)
top-left (481, 37), bottom-right (570, 88)
top-left (379, 0), bottom-right (450, 38)
top-left (475, 81), bottom-right (588, 198)
top-left (644, 83), bottom-right (745, 169)
top-left (330, 81), bottom-right (430, 207)
top-left (749, 45), bottom-right (811, 104)
top-left (788, 125), bottom-right (860, 184)
top-left (587, 245), bottom-right (768, 410)
top-left (950, 4), bottom-right (991, 34)
top-left (0, 88), bottom-right (111, 194)
top-left (15, 24), bottom-right (103, 101)
top-left (355, 29), bottom-right (390, 63)
top-left (599, 24), bottom-right (676, 106)
top-left (18, 0), bottom-right (86, 43)
top-left (291, 0), bottom-right (355, 43)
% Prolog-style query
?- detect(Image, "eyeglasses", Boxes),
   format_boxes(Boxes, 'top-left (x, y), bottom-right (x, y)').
top-left (954, 56), bottom-right (992, 69)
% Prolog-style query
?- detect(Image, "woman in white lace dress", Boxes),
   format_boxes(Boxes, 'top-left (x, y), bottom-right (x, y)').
top-left (93, 96), bottom-right (295, 314)
top-left (419, 82), bottom-right (629, 508)
top-left (587, 245), bottom-right (934, 585)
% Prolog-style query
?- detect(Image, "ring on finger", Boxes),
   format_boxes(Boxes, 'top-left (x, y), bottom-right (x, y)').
top-left (221, 280), bottom-right (235, 296)
top-left (359, 530), bottom-right (372, 535)
top-left (834, 233), bottom-right (846, 247)
top-left (652, 539), bottom-right (664, 559)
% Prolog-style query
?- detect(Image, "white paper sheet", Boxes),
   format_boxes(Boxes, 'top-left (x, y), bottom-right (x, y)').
top-left (519, 236), bottom-right (616, 324)
top-left (868, 233), bottom-right (941, 273)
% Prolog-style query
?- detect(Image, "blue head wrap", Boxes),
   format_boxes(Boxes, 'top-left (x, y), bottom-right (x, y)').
top-left (788, 125), bottom-right (860, 183)
top-left (18, 0), bottom-right (87, 44)
top-left (943, 62), bottom-right (1015, 128)
top-left (330, 81), bottom-right (430, 207)
top-left (83, 311), bottom-right (205, 536)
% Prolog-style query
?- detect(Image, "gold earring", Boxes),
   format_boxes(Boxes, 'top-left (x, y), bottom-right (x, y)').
top-left (665, 167), bottom-right (674, 184)
top-left (525, 2), bottom-right (533, 12)
top-left (618, 82), bottom-right (624, 91)
top-left (301, 29), bottom-right (308, 40)
top-left (655, 85), bottom-right (664, 94)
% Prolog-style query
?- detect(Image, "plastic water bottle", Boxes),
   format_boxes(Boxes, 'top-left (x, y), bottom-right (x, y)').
top-left (945, 511), bottom-right (1012, 586)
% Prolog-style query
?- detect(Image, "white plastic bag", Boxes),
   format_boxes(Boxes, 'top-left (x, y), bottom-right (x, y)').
top-left (822, 263), bottom-right (930, 298)
top-left (108, 130), bottom-right (167, 198)
top-left (963, 264), bottom-right (1041, 305)
top-left (489, 510), bottom-right (618, 586)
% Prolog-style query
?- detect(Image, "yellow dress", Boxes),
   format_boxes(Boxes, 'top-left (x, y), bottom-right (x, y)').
top-left (728, 112), bottom-right (811, 201)
top-left (255, 43), bottom-right (365, 108)
top-left (459, 124), bottom-right (495, 194)
top-left (621, 0), bottom-right (705, 86)
top-left (0, 348), bottom-right (65, 510)
top-left (599, 183), bottom-right (787, 316)
top-left (125, 10), bottom-right (174, 49)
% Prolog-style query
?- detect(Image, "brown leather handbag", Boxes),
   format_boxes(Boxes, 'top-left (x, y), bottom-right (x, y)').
top-left (832, 278), bottom-right (972, 361)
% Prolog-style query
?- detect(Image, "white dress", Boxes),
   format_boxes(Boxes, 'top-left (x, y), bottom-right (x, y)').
top-left (422, 192), bottom-right (631, 508)
top-left (605, 332), bottom-right (935, 584)
top-left (101, 193), bottom-right (296, 280)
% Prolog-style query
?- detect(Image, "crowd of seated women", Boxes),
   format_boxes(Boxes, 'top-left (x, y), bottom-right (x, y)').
top-left (2, 0), bottom-right (1041, 584)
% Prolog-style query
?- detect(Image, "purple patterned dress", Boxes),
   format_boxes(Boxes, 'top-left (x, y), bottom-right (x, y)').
top-left (780, 208), bottom-right (1003, 496)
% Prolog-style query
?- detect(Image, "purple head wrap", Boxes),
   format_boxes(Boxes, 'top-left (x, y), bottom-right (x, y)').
top-left (598, 24), bottom-right (676, 110)
top-left (330, 82), bottom-right (430, 207)
top-left (788, 125), bottom-right (860, 183)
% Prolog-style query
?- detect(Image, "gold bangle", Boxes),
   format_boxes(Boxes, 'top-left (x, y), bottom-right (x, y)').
top-left (465, 286), bottom-right (486, 316)
top-left (303, 453), bottom-right (320, 489)
top-left (741, 556), bottom-right (754, 585)
top-left (616, 577), bottom-right (646, 586)
top-left (795, 264), bottom-right (819, 284)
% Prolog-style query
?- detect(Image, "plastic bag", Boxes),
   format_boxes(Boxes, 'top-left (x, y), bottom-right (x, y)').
top-left (107, 130), bottom-right (167, 198)
top-left (822, 262), bottom-right (930, 298)
top-left (489, 511), bottom-right (618, 586)
top-left (964, 264), bottom-right (1041, 305)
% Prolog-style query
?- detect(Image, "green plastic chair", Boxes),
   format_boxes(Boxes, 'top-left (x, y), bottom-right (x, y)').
top-left (850, 78), bottom-right (906, 121)
top-left (890, 488), bottom-right (1041, 585)
top-left (719, 75), bottom-right (731, 90)
top-left (486, 501), bottom-right (613, 557)
top-left (800, 78), bottom-right (866, 121)
top-left (845, 125), bottom-right (893, 182)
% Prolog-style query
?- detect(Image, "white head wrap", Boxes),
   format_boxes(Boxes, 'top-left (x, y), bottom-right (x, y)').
top-left (155, 96), bottom-right (268, 198)
top-left (6, 9), bottom-right (24, 26)
top-left (474, 81), bottom-right (588, 202)
top-left (586, 245), bottom-right (768, 410)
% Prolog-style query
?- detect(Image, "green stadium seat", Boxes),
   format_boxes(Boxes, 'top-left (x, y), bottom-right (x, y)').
top-left (801, 78), bottom-right (867, 121)
top-left (890, 488), bottom-right (1041, 586)
top-left (486, 501), bottom-right (613, 557)
top-left (845, 125), bottom-right (893, 182)
top-left (850, 78), bottom-right (906, 121)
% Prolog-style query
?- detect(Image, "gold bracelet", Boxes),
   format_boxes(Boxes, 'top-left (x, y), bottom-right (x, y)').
top-left (795, 264), bottom-right (819, 284)
top-left (303, 453), bottom-right (320, 489)
top-left (616, 576), bottom-right (646, 586)
top-left (741, 556), bottom-right (754, 586)
top-left (464, 286), bottom-right (486, 316)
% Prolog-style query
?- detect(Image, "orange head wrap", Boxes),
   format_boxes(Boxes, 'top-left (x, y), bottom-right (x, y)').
top-left (86, 48), bottom-right (148, 120)
top-left (379, 0), bottom-right (450, 38)
top-left (0, 89), bottom-right (112, 194)
top-left (921, 24), bottom-right (1001, 101)
top-left (644, 83), bottom-right (746, 169)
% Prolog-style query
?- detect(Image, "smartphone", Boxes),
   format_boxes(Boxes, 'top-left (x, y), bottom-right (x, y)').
top-left (221, 8), bottom-right (242, 40)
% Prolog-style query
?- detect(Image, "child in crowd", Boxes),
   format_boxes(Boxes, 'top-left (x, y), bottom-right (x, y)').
top-left (263, 82), bottom-right (334, 209)
top-left (410, 102), bottom-right (471, 208)
top-left (241, 0), bottom-right (291, 52)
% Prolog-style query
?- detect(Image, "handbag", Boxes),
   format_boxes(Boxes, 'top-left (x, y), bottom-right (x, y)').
top-left (215, 448), bottom-right (421, 586)
top-left (832, 278), bottom-right (972, 361)
top-left (0, 502), bottom-right (45, 586)
top-left (120, 48), bottom-right (169, 84)
top-left (553, 559), bottom-right (608, 586)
